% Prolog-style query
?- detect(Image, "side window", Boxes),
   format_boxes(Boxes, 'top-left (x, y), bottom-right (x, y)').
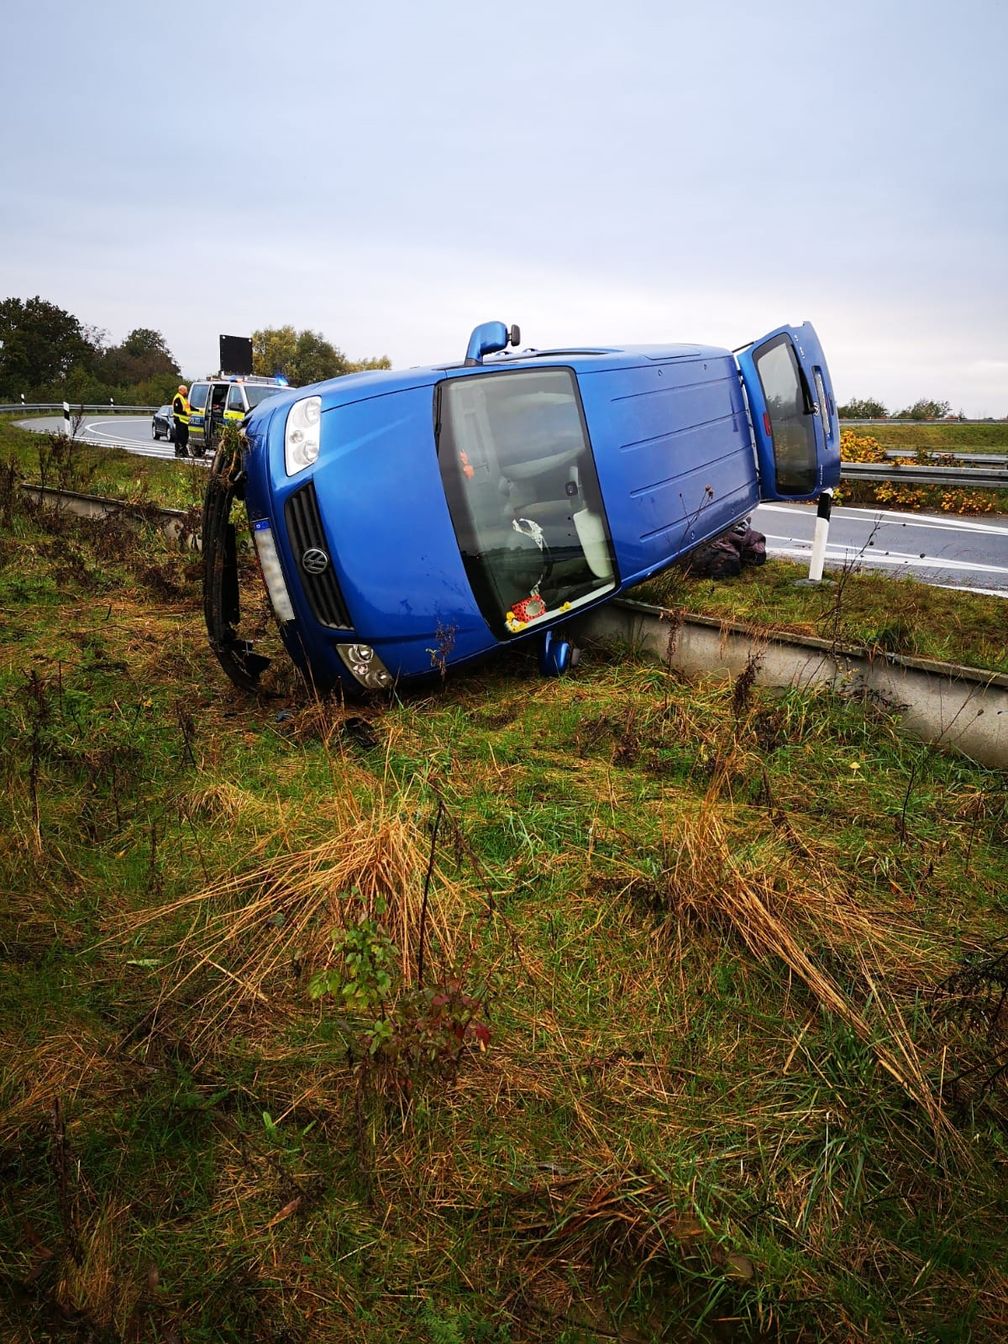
top-left (226, 384), bottom-right (245, 413)
top-left (189, 383), bottom-right (209, 411)
top-left (753, 337), bottom-right (817, 494)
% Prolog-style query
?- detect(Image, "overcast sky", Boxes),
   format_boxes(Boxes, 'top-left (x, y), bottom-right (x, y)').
top-left (2, 0), bottom-right (1005, 414)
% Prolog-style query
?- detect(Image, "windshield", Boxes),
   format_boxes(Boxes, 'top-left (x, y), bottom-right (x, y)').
top-left (437, 368), bottom-right (616, 636)
top-left (245, 384), bottom-right (287, 409)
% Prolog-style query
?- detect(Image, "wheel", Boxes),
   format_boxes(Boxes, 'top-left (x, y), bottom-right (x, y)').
top-left (152, 423), bottom-right (159, 440)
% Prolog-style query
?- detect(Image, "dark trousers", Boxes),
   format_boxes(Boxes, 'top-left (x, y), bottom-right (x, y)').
top-left (174, 420), bottom-right (189, 455)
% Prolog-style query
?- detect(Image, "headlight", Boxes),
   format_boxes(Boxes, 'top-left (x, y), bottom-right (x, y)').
top-left (337, 643), bottom-right (393, 690)
top-left (284, 396), bottom-right (322, 475)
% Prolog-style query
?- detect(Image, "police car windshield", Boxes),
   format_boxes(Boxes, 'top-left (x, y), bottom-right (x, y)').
top-left (436, 368), bottom-right (616, 637)
top-left (245, 384), bottom-right (287, 409)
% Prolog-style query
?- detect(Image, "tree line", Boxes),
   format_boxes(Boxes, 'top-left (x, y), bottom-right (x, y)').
top-left (837, 396), bottom-right (962, 420)
top-left (252, 327), bottom-right (390, 385)
top-left (0, 296), bottom-right (390, 405)
top-left (7, 298), bottom-right (973, 419)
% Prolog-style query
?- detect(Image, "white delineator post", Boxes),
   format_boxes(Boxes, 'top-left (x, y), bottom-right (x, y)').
top-left (807, 489), bottom-right (833, 582)
top-left (62, 400), bottom-right (71, 437)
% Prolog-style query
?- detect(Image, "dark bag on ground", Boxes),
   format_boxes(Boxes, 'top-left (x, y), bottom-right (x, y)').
top-left (683, 517), bottom-right (766, 580)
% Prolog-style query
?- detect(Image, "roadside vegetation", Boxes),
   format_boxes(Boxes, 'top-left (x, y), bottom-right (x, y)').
top-left (637, 558), bottom-right (1008, 676)
top-left (839, 419), bottom-right (1008, 456)
top-left (1, 430), bottom-right (1007, 1341)
top-left (837, 429), bottom-right (1008, 516)
top-left (0, 416), bottom-right (206, 514)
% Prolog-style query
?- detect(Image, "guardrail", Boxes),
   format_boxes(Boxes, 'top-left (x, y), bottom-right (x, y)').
top-left (0, 403), bottom-right (158, 414)
top-left (839, 461), bottom-right (1008, 490)
top-left (883, 449), bottom-right (1007, 466)
top-left (841, 418), bottom-right (1006, 426)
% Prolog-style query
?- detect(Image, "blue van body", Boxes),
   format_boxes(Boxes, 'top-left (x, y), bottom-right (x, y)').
top-left (203, 321), bottom-right (840, 693)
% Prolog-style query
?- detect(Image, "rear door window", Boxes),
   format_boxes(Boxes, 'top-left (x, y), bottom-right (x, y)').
top-left (752, 336), bottom-right (818, 495)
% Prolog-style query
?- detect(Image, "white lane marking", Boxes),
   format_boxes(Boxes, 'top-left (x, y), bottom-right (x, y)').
top-left (76, 419), bottom-right (182, 461)
top-left (757, 502), bottom-right (1008, 536)
top-left (81, 418), bottom-right (151, 443)
top-left (766, 541), bottom-right (1008, 578)
top-left (932, 583), bottom-right (1008, 598)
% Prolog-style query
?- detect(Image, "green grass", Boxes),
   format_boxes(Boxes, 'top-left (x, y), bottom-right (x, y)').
top-left (0, 412), bottom-right (208, 513)
top-left (1, 475), bottom-right (1007, 1342)
top-left (841, 420), bottom-right (1008, 455)
top-left (635, 557), bottom-right (1008, 674)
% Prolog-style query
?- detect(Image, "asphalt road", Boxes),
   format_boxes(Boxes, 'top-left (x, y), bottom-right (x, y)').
top-left (753, 501), bottom-right (1008, 596)
top-left (21, 414), bottom-right (198, 464)
top-left (18, 416), bottom-right (1008, 595)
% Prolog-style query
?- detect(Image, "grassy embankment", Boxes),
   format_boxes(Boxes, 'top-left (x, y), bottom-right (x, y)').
top-left (637, 559), bottom-right (1008, 676)
top-left (1, 422), bottom-right (1007, 1341)
top-left (844, 421), bottom-right (1008, 455)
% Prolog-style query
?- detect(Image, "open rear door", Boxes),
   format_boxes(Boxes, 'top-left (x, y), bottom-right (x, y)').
top-left (736, 322), bottom-right (840, 501)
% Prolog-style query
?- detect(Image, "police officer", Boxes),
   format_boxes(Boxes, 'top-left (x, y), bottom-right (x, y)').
top-left (172, 384), bottom-right (190, 458)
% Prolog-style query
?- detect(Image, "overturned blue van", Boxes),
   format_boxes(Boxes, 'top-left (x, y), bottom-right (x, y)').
top-left (202, 320), bottom-right (840, 693)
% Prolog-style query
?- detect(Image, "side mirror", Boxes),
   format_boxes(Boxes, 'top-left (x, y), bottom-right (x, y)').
top-left (464, 320), bottom-right (520, 366)
top-left (539, 628), bottom-right (578, 677)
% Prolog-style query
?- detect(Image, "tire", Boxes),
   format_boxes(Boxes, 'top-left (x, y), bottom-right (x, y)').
top-left (152, 423), bottom-right (159, 440)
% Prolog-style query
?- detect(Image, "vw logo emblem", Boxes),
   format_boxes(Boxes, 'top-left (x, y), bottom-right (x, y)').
top-left (302, 547), bottom-right (329, 575)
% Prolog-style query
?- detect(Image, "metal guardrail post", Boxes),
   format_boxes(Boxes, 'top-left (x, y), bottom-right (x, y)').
top-left (807, 490), bottom-right (833, 581)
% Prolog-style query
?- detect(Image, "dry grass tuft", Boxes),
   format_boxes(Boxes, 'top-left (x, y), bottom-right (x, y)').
top-left (510, 1168), bottom-right (713, 1277)
top-left (131, 780), bottom-right (473, 1045)
top-left (184, 778), bottom-right (278, 826)
top-left (0, 1029), bottom-right (121, 1147)
top-left (658, 777), bottom-right (948, 1125)
top-left (54, 1199), bottom-right (140, 1337)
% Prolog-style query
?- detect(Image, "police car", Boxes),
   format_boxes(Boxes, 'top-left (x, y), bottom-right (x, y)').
top-left (203, 319), bottom-right (840, 694)
top-left (185, 375), bottom-right (291, 457)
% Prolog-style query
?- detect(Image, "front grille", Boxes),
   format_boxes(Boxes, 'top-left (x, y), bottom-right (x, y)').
top-left (284, 483), bottom-right (352, 628)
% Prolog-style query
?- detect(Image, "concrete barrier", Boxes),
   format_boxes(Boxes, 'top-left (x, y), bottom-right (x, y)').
top-left (578, 599), bottom-right (1008, 769)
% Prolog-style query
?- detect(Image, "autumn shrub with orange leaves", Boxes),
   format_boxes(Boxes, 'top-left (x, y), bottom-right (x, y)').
top-left (837, 430), bottom-right (999, 514)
